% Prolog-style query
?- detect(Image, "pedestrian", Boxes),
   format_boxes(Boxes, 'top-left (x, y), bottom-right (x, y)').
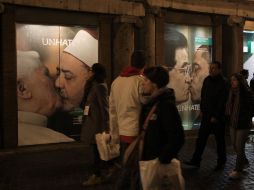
top-left (140, 66), bottom-right (185, 189)
top-left (110, 50), bottom-right (147, 189)
top-left (185, 61), bottom-right (229, 170)
top-left (225, 73), bottom-right (252, 179)
top-left (109, 50), bottom-right (147, 161)
top-left (81, 63), bottom-right (110, 186)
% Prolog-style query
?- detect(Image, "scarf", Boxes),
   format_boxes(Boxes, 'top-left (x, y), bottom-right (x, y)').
top-left (225, 88), bottom-right (240, 128)
top-left (120, 66), bottom-right (142, 77)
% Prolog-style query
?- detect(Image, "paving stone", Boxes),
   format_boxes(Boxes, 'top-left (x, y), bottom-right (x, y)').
top-left (1, 134), bottom-right (254, 190)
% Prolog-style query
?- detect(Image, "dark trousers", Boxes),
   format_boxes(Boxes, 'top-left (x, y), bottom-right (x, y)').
top-left (115, 141), bottom-right (142, 190)
top-left (192, 121), bottom-right (226, 165)
top-left (92, 144), bottom-right (114, 176)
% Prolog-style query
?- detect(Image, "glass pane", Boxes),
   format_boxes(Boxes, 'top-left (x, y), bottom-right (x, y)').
top-left (243, 30), bottom-right (254, 84)
top-left (164, 24), bottom-right (212, 130)
top-left (16, 24), bottom-right (98, 146)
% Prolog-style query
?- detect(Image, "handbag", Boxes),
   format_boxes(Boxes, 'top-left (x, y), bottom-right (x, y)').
top-left (139, 158), bottom-right (185, 190)
top-left (95, 132), bottom-right (120, 161)
top-left (123, 103), bottom-right (158, 166)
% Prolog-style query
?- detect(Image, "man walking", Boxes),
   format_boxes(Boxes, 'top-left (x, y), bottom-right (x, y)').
top-left (185, 61), bottom-right (229, 170)
top-left (109, 50), bottom-right (146, 160)
top-left (109, 50), bottom-right (146, 189)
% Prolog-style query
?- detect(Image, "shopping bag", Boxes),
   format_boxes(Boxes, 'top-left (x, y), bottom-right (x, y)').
top-left (95, 132), bottom-right (120, 161)
top-left (139, 158), bottom-right (161, 190)
top-left (160, 159), bottom-right (185, 190)
top-left (139, 158), bottom-right (185, 190)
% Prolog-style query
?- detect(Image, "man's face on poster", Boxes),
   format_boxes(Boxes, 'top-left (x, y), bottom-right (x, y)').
top-left (55, 52), bottom-right (91, 111)
top-left (167, 47), bottom-right (191, 104)
top-left (190, 49), bottom-right (210, 103)
top-left (26, 66), bottom-right (62, 117)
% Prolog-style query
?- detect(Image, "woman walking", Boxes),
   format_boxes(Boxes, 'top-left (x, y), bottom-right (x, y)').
top-left (225, 73), bottom-right (253, 179)
top-left (80, 63), bottom-right (109, 186)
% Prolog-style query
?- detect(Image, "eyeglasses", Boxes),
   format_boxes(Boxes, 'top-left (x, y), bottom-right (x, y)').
top-left (166, 64), bottom-right (192, 76)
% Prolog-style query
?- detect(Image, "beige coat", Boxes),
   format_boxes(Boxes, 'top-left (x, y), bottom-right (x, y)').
top-left (109, 75), bottom-right (145, 142)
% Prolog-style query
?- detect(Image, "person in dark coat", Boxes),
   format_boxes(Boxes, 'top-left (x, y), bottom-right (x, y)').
top-left (185, 61), bottom-right (229, 170)
top-left (115, 66), bottom-right (184, 190)
top-left (141, 66), bottom-right (184, 163)
top-left (81, 63), bottom-right (109, 186)
top-left (225, 73), bottom-right (253, 179)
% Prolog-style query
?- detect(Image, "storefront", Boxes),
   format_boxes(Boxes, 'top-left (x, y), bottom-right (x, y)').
top-left (154, 11), bottom-right (223, 132)
top-left (1, 1), bottom-right (253, 149)
top-left (243, 21), bottom-right (254, 84)
top-left (1, 4), bottom-right (113, 148)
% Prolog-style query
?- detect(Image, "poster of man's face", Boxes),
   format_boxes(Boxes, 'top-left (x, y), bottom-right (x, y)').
top-left (16, 24), bottom-right (98, 146)
top-left (164, 24), bottom-right (212, 130)
top-left (243, 30), bottom-right (254, 84)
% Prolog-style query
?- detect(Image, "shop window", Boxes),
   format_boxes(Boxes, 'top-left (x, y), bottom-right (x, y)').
top-left (164, 23), bottom-right (212, 130)
top-left (243, 30), bottom-right (254, 84)
top-left (16, 24), bottom-right (98, 146)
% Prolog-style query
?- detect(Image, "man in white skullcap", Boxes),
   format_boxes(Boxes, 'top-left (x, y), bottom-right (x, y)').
top-left (17, 50), bottom-right (74, 145)
top-left (55, 30), bottom-right (98, 111)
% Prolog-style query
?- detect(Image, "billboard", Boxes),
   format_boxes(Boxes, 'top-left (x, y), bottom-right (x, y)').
top-left (243, 30), bottom-right (254, 84)
top-left (164, 24), bottom-right (212, 130)
top-left (16, 24), bottom-right (98, 146)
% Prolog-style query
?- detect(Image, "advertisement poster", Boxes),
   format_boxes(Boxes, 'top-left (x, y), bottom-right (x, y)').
top-left (16, 24), bottom-right (98, 146)
top-left (164, 23), bottom-right (212, 130)
top-left (243, 30), bottom-right (254, 84)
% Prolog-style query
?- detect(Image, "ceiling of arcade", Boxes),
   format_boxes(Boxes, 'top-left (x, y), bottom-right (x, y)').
top-left (1, 0), bottom-right (254, 19)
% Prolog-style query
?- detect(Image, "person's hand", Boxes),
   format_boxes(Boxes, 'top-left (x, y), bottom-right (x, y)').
top-left (210, 117), bottom-right (218, 123)
top-left (110, 135), bottom-right (120, 144)
top-left (104, 133), bottom-right (111, 144)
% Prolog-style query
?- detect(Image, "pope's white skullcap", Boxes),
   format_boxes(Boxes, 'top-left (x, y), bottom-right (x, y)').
top-left (17, 50), bottom-right (42, 78)
top-left (64, 30), bottom-right (98, 68)
top-left (17, 50), bottom-right (40, 65)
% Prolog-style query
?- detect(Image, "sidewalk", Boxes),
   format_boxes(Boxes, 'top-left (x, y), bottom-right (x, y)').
top-left (1, 135), bottom-right (254, 190)
top-left (180, 135), bottom-right (254, 190)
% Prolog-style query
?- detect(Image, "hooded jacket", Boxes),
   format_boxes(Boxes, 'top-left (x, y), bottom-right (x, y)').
top-left (141, 88), bottom-right (185, 164)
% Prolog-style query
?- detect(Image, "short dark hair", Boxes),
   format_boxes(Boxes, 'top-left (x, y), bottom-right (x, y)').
top-left (164, 28), bottom-right (188, 69)
top-left (211, 61), bottom-right (221, 69)
top-left (92, 63), bottom-right (106, 83)
top-left (143, 66), bottom-right (169, 88)
top-left (240, 69), bottom-right (249, 76)
top-left (131, 50), bottom-right (146, 69)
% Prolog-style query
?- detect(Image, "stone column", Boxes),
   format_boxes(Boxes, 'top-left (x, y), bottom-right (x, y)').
top-left (226, 15), bottom-right (245, 74)
top-left (143, 13), bottom-right (155, 67)
top-left (113, 16), bottom-right (136, 77)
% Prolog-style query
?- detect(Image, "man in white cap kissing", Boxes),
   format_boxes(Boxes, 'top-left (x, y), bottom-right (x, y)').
top-left (55, 30), bottom-right (98, 111)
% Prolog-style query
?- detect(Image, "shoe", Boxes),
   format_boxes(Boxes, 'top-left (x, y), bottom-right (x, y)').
top-left (82, 174), bottom-right (103, 186)
top-left (229, 171), bottom-right (242, 180)
top-left (184, 160), bottom-right (200, 168)
top-left (214, 164), bottom-right (225, 171)
top-left (105, 165), bottom-right (119, 179)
